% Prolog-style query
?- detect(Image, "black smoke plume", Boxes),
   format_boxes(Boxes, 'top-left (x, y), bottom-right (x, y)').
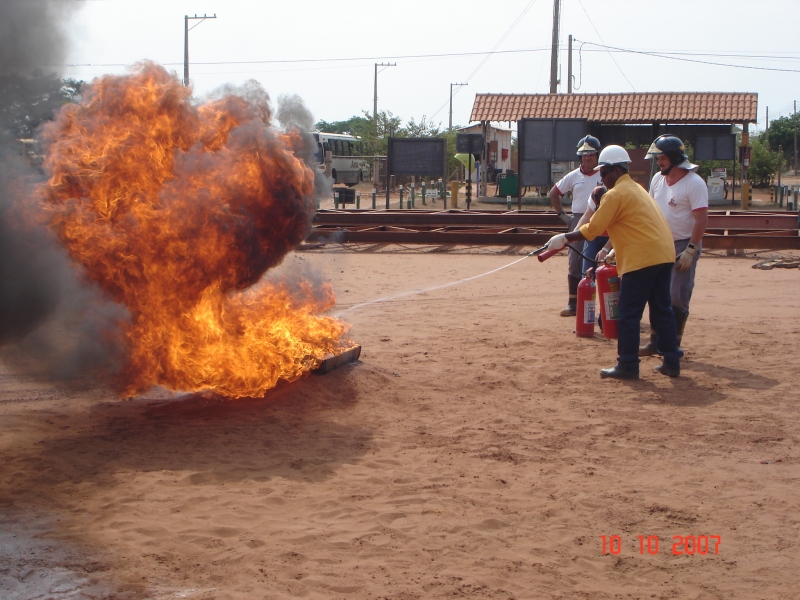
top-left (0, 1), bottom-right (125, 379)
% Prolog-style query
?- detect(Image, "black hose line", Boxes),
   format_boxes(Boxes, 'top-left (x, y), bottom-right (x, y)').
top-left (567, 243), bottom-right (601, 265)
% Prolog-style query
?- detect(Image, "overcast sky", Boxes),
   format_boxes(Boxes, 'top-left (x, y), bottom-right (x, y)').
top-left (59, 0), bottom-right (800, 131)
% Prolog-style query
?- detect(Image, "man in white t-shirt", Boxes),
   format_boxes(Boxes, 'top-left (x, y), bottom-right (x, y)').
top-left (640, 135), bottom-right (709, 355)
top-left (548, 135), bottom-right (603, 316)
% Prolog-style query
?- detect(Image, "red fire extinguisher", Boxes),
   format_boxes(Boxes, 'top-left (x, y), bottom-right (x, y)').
top-left (575, 269), bottom-right (596, 338)
top-left (595, 263), bottom-right (619, 340)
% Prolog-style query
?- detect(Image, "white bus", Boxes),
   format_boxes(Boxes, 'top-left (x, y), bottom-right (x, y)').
top-left (313, 132), bottom-right (368, 187)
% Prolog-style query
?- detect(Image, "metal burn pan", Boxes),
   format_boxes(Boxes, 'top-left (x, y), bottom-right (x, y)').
top-left (314, 345), bottom-right (362, 375)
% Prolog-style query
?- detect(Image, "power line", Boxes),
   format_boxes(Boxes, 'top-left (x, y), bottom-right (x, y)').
top-left (574, 40), bottom-right (800, 74)
top-left (14, 47), bottom-right (800, 71)
top-left (429, 0), bottom-right (540, 121)
top-left (576, 0), bottom-right (635, 91)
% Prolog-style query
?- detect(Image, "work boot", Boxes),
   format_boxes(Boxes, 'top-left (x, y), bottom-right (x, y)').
top-left (560, 275), bottom-right (579, 317)
top-left (674, 309), bottom-right (689, 350)
top-left (600, 364), bottom-right (639, 380)
top-left (638, 329), bottom-right (658, 356)
top-left (654, 362), bottom-right (680, 377)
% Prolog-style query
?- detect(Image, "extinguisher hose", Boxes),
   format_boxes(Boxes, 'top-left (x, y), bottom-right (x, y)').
top-left (569, 244), bottom-right (602, 265)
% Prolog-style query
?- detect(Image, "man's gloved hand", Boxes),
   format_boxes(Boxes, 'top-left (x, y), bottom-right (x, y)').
top-left (596, 247), bottom-right (610, 262)
top-left (557, 210), bottom-right (571, 225)
top-left (606, 249), bottom-right (616, 264)
top-left (675, 244), bottom-right (697, 272)
top-left (545, 233), bottom-right (568, 251)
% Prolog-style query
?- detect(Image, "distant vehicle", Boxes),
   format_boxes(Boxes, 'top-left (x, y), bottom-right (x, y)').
top-left (312, 132), bottom-right (368, 187)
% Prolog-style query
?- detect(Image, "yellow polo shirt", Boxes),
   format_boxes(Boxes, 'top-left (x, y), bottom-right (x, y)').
top-left (579, 174), bottom-right (675, 276)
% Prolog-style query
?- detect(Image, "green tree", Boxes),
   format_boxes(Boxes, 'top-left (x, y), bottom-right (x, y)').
top-left (747, 138), bottom-right (782, 186)
top-left (0, 71), bottom-right (83, 147)
top-left (765, 113), bottom-right (799, 161)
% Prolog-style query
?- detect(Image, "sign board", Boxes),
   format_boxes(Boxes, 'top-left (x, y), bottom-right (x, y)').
top-left (456, 133), bottom-right (484, 155)
top-left (695, 134), bottom-right (736, 161)
top-left (518, 118), bottom-right (587, 186)
top-left (387, 138), bottom-right (447, 177)
top-left (711, 167), bottom-right (727, 179)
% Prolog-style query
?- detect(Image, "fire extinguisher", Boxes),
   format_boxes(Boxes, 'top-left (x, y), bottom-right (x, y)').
top-left (575, 268), bottom-right (596, 338)
top-left (595, 263), bottom-right (620, 340)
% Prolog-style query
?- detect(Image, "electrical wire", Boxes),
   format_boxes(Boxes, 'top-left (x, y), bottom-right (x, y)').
top-left (25, 47), bottom-right (800, 71)
top-left (576, 0), bottom-right (636, 91)
top-left (428, 0), bottom-right (540, 122)
top-left (574, 40), bottom-right (800, 74)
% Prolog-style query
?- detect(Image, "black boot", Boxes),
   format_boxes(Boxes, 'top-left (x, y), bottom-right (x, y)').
top-left (560, 275), bottom-right (580, 317)
top-left (638, 329), bottom-right (658, 356)
top-left (655, 362), bottom-right (680, 377)
top-left (600, 364), bottom-right (639, 380)
top-left (674, 309), bottom-right (689, 349)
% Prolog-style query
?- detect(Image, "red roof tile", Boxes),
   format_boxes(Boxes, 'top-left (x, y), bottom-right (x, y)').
top-left (470, 92), bottom-right (758, 124)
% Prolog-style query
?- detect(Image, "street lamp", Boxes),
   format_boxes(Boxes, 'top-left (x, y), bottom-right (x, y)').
top-left (449, 82), bottom-right (467, 131)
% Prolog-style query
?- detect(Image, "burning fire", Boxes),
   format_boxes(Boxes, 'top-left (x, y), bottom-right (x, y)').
top-left (37, 63), bottom-right (352, 398)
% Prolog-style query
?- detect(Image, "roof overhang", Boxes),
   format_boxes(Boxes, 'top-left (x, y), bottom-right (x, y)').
top-left (470, 92), bottom-right (758, 124)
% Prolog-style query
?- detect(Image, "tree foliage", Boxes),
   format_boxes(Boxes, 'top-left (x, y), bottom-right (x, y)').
top-left (765, 113), bottom-right (799, 161)
top-left (748, 138), bottom-right (782, 186)
top-left (0, 71), bottom-right (83, 147)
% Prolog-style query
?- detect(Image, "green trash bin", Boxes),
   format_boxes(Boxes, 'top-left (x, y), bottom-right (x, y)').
top-left (497, 173), bottom-right (518, 198)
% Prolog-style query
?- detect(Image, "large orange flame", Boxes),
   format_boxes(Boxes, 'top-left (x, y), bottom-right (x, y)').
top-left (37, 63), bottom-right (351, 398)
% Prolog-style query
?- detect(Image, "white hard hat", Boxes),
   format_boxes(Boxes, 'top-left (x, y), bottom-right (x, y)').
top-left (593, 145), bottom-right (632, 171)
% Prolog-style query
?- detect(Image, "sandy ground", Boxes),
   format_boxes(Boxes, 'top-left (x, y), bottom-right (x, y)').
top-left (1, 246), bottom-right (800, 599)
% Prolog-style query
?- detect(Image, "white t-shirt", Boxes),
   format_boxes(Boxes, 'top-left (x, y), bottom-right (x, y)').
top-left (649, 171), bottom-right (709, 241)
top-left (554, 167), bottom-right (602, 214)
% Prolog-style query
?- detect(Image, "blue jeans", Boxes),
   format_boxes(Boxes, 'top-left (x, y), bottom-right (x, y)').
top-left (617, 263), bottom-right (684, 372)
top-left (583, 236), bottom-right (609, 275)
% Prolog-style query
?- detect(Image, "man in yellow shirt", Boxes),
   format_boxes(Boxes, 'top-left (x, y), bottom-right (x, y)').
top-left (543, 146), bottom-right (683, 380)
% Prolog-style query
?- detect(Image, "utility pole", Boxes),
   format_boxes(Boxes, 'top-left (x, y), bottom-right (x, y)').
top-left (374, 62), bottom-right (396, 120)
top-left (549, 0), bottom-right (560, 94)
top-left (184, 13), bottom-right (217, 87)
top-left (794, 100), bottom-right (798, 175)
top-left (567, 34), bottom-right (573, 94)
top-left (449, 83), bottom-right (467, 131)
top-left (765, 106), bottom-right (769, 149)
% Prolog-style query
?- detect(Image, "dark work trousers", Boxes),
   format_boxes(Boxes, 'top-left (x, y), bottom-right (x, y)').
top-left (567, 213), bottom-right (584, 280)
top-left (670, 238), bottom-right (701, 314)
top-left (617, 262), bottom-right (684, 371)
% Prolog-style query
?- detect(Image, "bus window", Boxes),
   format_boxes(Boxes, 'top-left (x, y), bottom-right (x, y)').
top-left (316, 142), bottom-right (323, 163)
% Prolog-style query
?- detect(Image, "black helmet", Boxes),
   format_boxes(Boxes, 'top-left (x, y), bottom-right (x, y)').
top-left (646, 134), bottom-right (689, 167)
top-left (576, 135), bottom-right (601, 156)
